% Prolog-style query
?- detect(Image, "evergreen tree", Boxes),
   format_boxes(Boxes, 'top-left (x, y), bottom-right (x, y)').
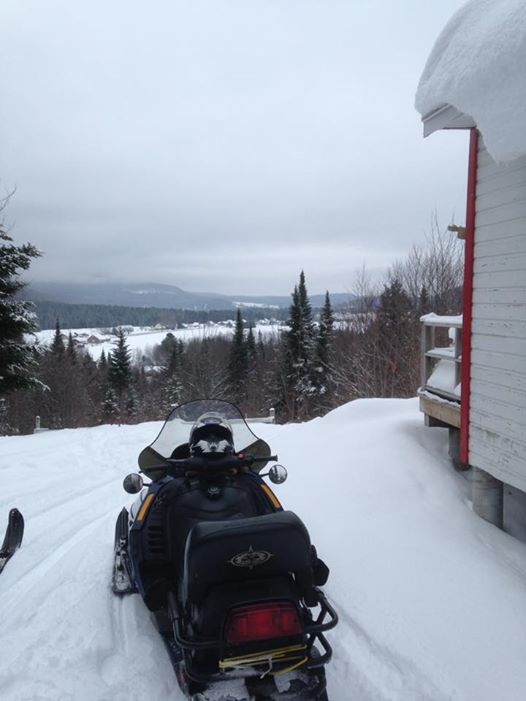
top-left (246, 324), bottom-right (257, 362)
top-left (50, 319), bottom-right (65, 356)
top-left (125, 384), bottom-right (140, 419)
top-left (160, 332), bottom-right (177, 361)
top-left (313, 291), bottom-right (335, 406)
top-left (317, 291), bottom-right (334, 368)
top-left (98, 349), bottom-right (107, 374)
top-left (67, 331), bottom-right (77, 363)
top-left (257, 331), bottom-right (266, 359)
top-left (0, 397), bottom-right (12, 435)
top-left (376, 277), bottom-right (419, 397)
top-left (108, 328), bottom-right (132, 419)
top-left (279, 271), bottom-right (317, 420)
top-left (102, 387), bottom-right (119, 423)
top-left (228, 308), bottom-right (248, 403)
top-left (160, 339), bottom-right (184, 414)
top-left (0, 228), bottom-right (41, 394)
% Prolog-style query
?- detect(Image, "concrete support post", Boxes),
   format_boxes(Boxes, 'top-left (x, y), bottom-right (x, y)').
top-left (472, 466), bottom-right (503, 528)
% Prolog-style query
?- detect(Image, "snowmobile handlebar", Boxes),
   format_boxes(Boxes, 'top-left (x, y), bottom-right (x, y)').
top-left (163, 453), bottom-right (278, 477)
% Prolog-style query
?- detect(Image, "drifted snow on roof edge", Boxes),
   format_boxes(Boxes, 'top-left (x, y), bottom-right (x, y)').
top-left (415, 0), bottom-right (526, 164)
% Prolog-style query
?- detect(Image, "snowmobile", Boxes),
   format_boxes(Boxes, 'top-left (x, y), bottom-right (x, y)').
top-left (112, 399), bottom-right (337, 701)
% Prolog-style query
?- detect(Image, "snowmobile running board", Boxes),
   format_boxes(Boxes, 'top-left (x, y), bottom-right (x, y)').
top-left (0, 508), bottom-right (24, 574)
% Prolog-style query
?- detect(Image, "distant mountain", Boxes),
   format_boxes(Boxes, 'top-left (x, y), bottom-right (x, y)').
top-left (23, 282), bottom-right (355, 311)
top-left (23, 282), bottom-right (234, 310)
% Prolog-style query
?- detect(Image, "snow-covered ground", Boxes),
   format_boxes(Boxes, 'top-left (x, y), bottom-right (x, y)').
top-left (33, 323), bottom-right (284, 361)
top-left (1, 399), bottom-right (525, 701)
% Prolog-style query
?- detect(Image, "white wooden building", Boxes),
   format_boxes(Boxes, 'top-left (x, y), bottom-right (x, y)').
top-left (416, 0), bottom-right (526, 526)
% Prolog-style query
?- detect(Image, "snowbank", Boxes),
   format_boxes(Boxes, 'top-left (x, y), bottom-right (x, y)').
top-left (0, 400), bottom-right (525, 700)
top-left (415, 0), bottom-right (526, 163)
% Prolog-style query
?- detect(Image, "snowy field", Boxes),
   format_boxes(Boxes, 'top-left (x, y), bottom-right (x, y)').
top-left (33, 323), bottom-right (284, 361)
top-left (1, 399), bottom-right (526, 701)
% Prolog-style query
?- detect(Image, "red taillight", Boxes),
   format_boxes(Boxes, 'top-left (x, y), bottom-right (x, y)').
top-left (225, 602), bottom-right (302, 645)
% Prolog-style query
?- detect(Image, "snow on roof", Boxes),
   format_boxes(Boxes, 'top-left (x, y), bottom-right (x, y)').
top-left (415, 0), bottom-right (526, 163)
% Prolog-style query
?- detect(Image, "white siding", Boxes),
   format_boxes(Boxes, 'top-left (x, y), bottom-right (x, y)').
top-left (470, 139), bottom-right (526, 491)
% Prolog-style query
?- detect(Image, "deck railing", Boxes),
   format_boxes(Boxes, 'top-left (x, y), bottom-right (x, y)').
top-left (420, 314), bottom-right (462, 403)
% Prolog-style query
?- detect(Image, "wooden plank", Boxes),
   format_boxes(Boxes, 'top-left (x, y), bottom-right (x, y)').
top-left (425, 349), bottom-right (460, 362)
top-left (419, 395), bottom-right (460, 428)
top-left (471, 364), bottom-right (526, 392)
top-left (477, 163), bottom-right (526, 196)
top-left (475, 217), bottom-right (526, 243)
top-left (474, 252), bottom-right (526, 274)
top-left (471, 347), bottom-right (526, 375)
top-left (476, 183), bottom-right (526, 213)
top-left (472, 303), bottom-right (526, 321)
top-left (475, 200), bottom-right (526, 227)
top-left (469, 446), bottom-right (526, 493)
top-left (475, 235), bottom-right (526, 258)
top-left (470, 395), bottom-right (526, 431)
top-left (471, 376), bottom-right (526, 407)
top-left (471, 333), bottom-right (526, 358)
top-left (473, 269), bottom-right (526, 288)
top-left (473, 287), bottom-right (526, 305)
top-left (421, 324), bottom-right (433, 387)
top-left (472, 317), bottom-right (526, 339)
top-left (469, 412), bottom-right (526, 451)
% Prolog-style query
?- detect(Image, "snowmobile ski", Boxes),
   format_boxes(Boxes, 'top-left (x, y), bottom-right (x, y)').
top-left (112, 507), bottom-right (136, 594)
top-left (0, 508), bottom-right (24, 574)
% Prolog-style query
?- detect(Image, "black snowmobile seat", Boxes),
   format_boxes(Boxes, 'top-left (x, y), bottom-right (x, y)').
top-left (182, 510), bottom-right (314, 604)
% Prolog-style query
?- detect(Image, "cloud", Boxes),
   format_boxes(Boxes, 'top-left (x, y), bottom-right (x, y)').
top-left (1, 0), bottom-right (468, 295)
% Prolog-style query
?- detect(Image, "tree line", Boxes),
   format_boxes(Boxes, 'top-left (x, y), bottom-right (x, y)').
top-left (31, 300), bottom-right (288, 330)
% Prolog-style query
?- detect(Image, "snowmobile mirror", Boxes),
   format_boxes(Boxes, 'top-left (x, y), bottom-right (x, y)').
top-left (123, 473), bottom-right (144, 494)
top-left (268, 464), bottom-right (288, 484)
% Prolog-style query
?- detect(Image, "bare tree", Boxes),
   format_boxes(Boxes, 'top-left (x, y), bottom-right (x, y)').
top-left (389, 214), bottom-right (464, 314)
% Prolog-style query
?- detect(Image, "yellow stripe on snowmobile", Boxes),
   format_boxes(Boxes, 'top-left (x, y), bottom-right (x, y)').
top-left (136, 494), bottom-right (155, 521)
top-left (219, 643), bottom-right (307, 670)
top-left (274, 656), bottom-right (309, 675)
top-left (261, 484), bottom-right (282, 509)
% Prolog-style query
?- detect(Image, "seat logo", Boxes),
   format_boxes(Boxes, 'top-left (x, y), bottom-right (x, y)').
top-left (228, 545), bottom-right (274, 569)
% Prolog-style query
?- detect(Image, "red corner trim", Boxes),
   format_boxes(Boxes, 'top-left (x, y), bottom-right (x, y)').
top-left (460, 128), bottom-right (478, 464)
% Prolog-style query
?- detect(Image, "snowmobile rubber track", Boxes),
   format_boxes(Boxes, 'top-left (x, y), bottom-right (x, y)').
top-left (0, 508), bottom-right (24, 574)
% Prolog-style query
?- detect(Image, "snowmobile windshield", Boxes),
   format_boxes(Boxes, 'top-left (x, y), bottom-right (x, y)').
top-left (138, 400), bottom-right (272, 478)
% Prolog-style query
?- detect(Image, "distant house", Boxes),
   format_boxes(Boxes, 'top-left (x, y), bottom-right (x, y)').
top-left (416, 0), bottom-right (526, 528)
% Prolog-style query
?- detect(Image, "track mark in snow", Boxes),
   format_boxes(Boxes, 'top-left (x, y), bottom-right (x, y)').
top-left (328, 597), bottom-right (455, 701)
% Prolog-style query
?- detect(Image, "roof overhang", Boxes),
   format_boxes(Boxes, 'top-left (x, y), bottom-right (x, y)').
top-left (422, 104), bottom-right (476, 137)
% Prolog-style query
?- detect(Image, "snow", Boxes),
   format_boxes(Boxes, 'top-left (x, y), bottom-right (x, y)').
top-left (415, 0), bottom-right (526, 163)
top-left (32, 323), bottom-right (283, 361)
top-left (1, 399), bottom-right (526, 700)
top-left (420, 313), bottom-right (462, 328)
top-left (426, 358), bottom-right (461, 397)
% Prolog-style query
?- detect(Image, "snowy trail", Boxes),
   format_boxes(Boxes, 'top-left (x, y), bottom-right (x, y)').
top-left (1, 401), bottom-right (526, 700)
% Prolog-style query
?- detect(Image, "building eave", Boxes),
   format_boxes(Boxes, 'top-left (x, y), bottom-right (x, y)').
top-left (422, 104), bottom-right (476, 137)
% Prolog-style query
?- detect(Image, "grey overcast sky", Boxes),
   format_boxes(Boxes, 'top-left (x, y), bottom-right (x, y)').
top-left (1, 0), bottom-right (468, 295)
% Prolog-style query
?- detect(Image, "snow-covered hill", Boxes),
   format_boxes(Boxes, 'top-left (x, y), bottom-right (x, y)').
top-left (0, 399), bottom-right (525, 701)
